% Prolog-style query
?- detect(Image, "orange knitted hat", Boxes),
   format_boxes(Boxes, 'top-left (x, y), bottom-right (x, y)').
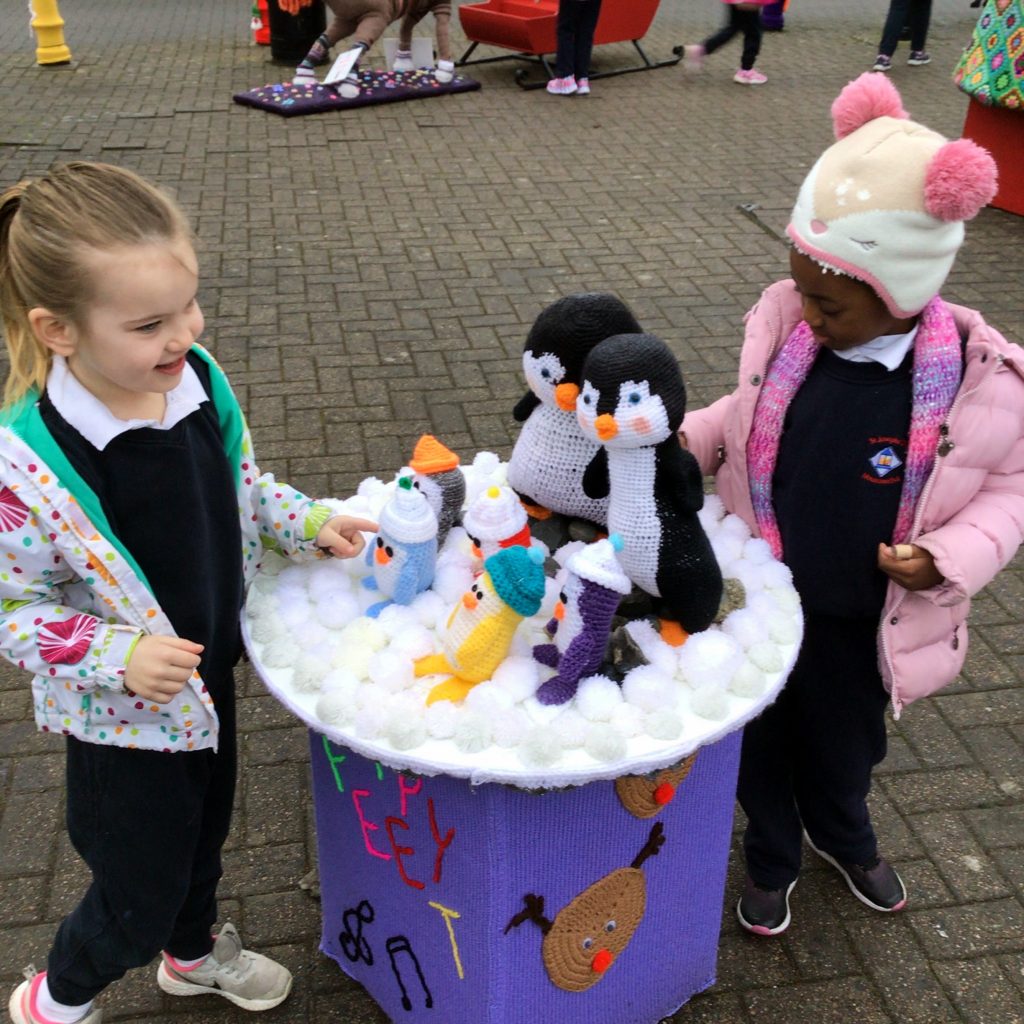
top-left (409, 434), bottom-right (460, 475)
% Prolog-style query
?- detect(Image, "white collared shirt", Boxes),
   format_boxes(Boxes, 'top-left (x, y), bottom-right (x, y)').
top-left (833, 324), bottom-right (919, 371)
top-left (46, 354), bottom-right (209, 452)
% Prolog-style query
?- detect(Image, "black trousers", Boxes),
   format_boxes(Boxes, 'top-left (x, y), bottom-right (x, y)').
top-left (878, 0), bottom-right (932, 55)
top-left (555, 0), bottom-right (603, 79)
top-left (46, 681), bottom-right (236, 1006)
top-left (703, 6), bottom-right (763, 71)
top-left (737, 614), bottom-right (890, 890)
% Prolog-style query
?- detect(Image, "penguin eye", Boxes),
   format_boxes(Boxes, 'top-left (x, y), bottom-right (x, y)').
top-left (540, 368), bottom-right (551, 379)
top-left (375, 537), bottom-right (384, 548)
top-left (412, 480), bottom-right (421, 489)
top-left (604, 920), bottom-right (617, 933)
top-left (558, 591), bottom-right (566, 603)
top-left (628, 391), bottom-right (642, 405)
top-left (582, 393), bottom-right (592, 406)
top-left (470, 535), bottom-right (480, 547)
top-left (581, 936), bottom-right (594, 951)
top-left (385, 546), bottom-right (394, 557)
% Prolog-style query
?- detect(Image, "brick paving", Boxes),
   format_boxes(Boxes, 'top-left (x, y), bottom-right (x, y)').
top-left (1, 2), bottom-right (1022, 1022)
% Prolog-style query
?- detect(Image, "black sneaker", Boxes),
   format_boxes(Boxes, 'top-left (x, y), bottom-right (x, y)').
top-left (907, 50), bottom-right (931, 66)
top-left (736, 876), bottom-right (796, 936)
top-left (806, 837), bottom-right (907, 912)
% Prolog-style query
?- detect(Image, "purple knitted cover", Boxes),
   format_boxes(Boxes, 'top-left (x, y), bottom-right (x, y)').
top-left (747, 295), bottom-right (962, 558)
top-left (309, 728), bottom-right (742, 1024)
top-left (233, 69), bottom-right (480, 117)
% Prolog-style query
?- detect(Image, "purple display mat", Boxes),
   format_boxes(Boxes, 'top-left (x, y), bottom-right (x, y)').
top-left (233, 68), bottom-right (481, 116)
top-left (309, 729), bottom-right (742, 1024)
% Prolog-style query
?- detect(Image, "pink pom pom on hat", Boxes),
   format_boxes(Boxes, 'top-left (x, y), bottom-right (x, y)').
top-left (788, 73), bottom-right (998, 318)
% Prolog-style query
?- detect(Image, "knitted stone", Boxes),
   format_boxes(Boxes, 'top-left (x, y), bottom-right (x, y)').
top-left (415, 545), bottom-right (546, 704)
top-left (363, 473), bottom-right (438, 618)
top-left (507, 293), bottom-right (642, 526)
top-left (409, 434), bottom-right (466, 547)
top-left (578, 333), bottom-right (723, 635)
top-left (462, 485), bottom-right (531, 563)
top-left (534, 535), bottom-right (632, 706)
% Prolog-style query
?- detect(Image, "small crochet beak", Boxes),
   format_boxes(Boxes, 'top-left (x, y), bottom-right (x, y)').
top-left (462, 592), bottom-right (479, 611)
top-left (553, 601), bottom-right (565, 621)
top-left (595, 414), bottom-right (618, 441)
top-left (375, 546), bottom-right (390, 565)
top-left (555, 382), bottom-right (580, 411)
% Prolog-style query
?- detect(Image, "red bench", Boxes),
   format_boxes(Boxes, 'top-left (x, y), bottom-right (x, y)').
top-left (456, 0), bottom-right (678, 87)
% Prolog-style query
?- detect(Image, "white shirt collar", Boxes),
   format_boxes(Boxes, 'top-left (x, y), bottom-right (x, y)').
top-left (46, 354), bottom-right (208, 451)
top-left (832, 324), bottom-right (919, 371)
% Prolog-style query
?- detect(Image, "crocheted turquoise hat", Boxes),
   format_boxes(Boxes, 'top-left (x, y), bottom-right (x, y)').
top-left (484, 546), bottom-right (545, 618)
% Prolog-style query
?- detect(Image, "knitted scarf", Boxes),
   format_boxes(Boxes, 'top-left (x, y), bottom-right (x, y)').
top-left (747, 295), bottom-right (962, 559)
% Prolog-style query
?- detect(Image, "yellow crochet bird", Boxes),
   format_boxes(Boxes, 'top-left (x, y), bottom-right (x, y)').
top-left (416, 545), bottom-right (546, 705)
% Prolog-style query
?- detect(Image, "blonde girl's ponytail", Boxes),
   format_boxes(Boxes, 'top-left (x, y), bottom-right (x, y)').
top-left (0, 162), bottom-right (193, 409)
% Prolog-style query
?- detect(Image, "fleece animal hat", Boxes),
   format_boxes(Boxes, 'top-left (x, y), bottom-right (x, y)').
top-left (787, 73), bottom-right (998, 318)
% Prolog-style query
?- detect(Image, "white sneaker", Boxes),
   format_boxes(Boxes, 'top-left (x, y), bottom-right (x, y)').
top-left (392, 48), bottom-right (414, 72)
top-left (338, 72), bottom-right (361, 99)
top-left (9, 968), bottom-right (103, 1024)
top-left (576, 77), bottom-right (590, 95)
top-left (683, 43), bottom-right (705, 72)
top-left (546, 75), bottom-right (577, 95)
top-left (292, 65), bottom-right (318, 85)
top-left (435, 58), bottom-right (455, 83)
top-left (156, 923), bottom-right (292, 1012)
top-left (733, 68), bottom-right (767, 85)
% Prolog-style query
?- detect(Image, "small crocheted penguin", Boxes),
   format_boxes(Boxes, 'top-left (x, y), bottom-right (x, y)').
top-left (507, 293), bottom-right (642, 526)
top-left (577, 333), bottom-right (723, 639)
top-left (362, 472), bottom-right (438, 618)
top-left (408, 435), bottom-right (465, 547)
top-left (533, 534), bottom-right (632, 705)
top-left (415, 545), bottom-right (546, 704)
top-left (462, 485), bottom-right (532, 565)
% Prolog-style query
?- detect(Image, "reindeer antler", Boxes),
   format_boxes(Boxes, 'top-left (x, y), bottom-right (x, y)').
top-left (504, 893), bottom-right (552, 935)
top-left (631, 821), bottom-right (666, 870)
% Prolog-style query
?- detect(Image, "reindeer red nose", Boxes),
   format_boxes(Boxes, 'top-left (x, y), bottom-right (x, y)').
top-left (591, 949), bottom-right (614, 974)
top-left (654, 782), bottom-right (676, 806)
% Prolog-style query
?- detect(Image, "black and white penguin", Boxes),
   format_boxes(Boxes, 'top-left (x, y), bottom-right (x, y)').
top-left (576, 333), bottom-right (723, 640)
top-left (506, 292), bottom-right (641, 527)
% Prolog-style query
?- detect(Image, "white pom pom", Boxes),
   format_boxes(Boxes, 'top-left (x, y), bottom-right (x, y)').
top-left (742, 537), bottom-right (774, 565)
top-left (644, 709), bottom-right (684, 740)
top-left (279, 600), bottom-right (312, 630)
top-left (711, 532), bottom-right (745, 569)
top-left (729, 662), bottom-right (767, 698)
top-left (624, 620), bottom-right (678, 675)
top-left (697, 492), bottom-right (726, 528)
top-left (376, 603), bottom-right (418, 639)
top-left (507, 630), bottom-right (534, 659)
top-left (315, 592), bottom-right (361, 630)
top-left (550, 708), bottom-right (588, 749)
top-left (472, 451), bottom-right (501, 475)
top-left (384, 709), bottom-right (428, 751)
top-left (354, 703), bottom-right (388, 738)
top-left (691, 686), bottom-right (730, 720)
top-left (331, 645), bottom-right (373, 679)
top-left (308, 565), bottom-right (353, 601)
top-left (491, 656), bottom-right (540, 702)
top-left (339, 618), bottom-right (389, 652)
top-left (433, 563), bottom-right (474, 604)
top-left (678, 631), bottom-right (744, 686)
top-left (492, 707), bottom-right (532, 748)
top-left (748, 641), bottom-right (784, 674)
top-left (357, 476), bottom-right (386, 499)
top-left (584, 723), bottom-right (628, 762)
top-left (321, 668), bottom-right (361, 697)
top-left (464, 681), bottom-right (515, 715)
top-left (769, 584), bottom-right (800, 611)
top-left (249, 615), bottom-right (285, 645)
top-left (722, 607), bottom-right (768, 649)
top-left (294, 621), bottom-right (329, 650)
top-left (610, 702), bottom-right (645, 737)
top-left (388, 625), bottom-right (436, 662)
top-left (424, 701), bottom-right (459, 739)
top-left (353, 682), bottom-right (380, 709)
top-left (730, 561), bottom-right (765, 594)
top-left (518, 725), bottom-right (564, 766)
top-left (256, 551), bottom-right (289, 576)
top-left (262, 639), bottom-right (301, 669)
top-left (621, 665), bottom-right (678, 712)
top-left (721, 514), bottom-right (752, 542)
top-left (293, 653), bottom-right (329, 693)
top-left (761, 560), bottom-right (795, 590)
top-left (766, 612), bottom-right (800, 646)
top-left (316, 690), bottom-right (356, 727)
top-left (553, 541), bottom-right (585, 568)
top-left (368, 650), bottom-right (414, 693)
top-left (277, 564), bottom-right (309, 590)
top-left (540, 576), bottom-right (562, 618)
top-left (453, 711), bottom-right (492, 753)
top-left (575, 675), bottom-right (624, 721)
top-left (411, 590), bottom-right (448, 630)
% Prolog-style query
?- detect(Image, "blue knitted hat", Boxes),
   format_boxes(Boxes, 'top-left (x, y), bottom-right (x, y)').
top-left (484, 546), bottom-right (546, 618)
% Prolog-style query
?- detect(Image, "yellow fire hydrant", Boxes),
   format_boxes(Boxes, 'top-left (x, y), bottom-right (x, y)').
top-left (29, 0), bottom-right (72, 66)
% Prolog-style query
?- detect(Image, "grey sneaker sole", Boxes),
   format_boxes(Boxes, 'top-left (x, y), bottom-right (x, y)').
top-left (805, 836), bottom-right (907, 913)
top-left (736, 879), bottom-right (797, 936)
top-left (157, 962), bottom-right (292, 1012)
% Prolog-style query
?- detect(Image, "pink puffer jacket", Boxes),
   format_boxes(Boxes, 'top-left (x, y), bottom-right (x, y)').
top-left (682, 280), bottom-right (1024, 716)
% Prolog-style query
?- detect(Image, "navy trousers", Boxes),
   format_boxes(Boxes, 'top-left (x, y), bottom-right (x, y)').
top-left (703, 6), bottom-right (763, 71)
top-left (878, 0), bottom-right (932, 55)
top-left (555, 0), bottom-right (603, 80)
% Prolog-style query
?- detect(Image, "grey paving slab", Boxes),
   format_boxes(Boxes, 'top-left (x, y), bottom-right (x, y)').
top-left (1, 1), bottom-right (1022, 1022)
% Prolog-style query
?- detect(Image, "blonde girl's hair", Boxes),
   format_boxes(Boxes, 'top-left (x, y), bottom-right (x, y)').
top-left (0, 162), bottom-right (193, 408)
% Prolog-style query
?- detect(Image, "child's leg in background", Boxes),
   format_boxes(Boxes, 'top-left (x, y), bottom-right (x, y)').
top-left (571, 0), bottom-right (603, 81)
top-left (298, 0), bottom-right (359, 68)
top-left (554, 0), bottom-right (583, 80)
top-left (905, 0), bottom-right (932, 52)
top-left (877, 0), bottom-right (912, 57)
top-left (736, 7), bottom-right (763, 70)
top-left (44, 689), bottom-right (237, 1006)
top-left (701, 6), bottom-right (741, 58)
top-left (738, 615), bottom-right (889, 886)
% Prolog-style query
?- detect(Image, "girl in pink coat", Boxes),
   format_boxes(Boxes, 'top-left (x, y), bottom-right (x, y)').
top-left (681, 73), bottom-right (1024, 936)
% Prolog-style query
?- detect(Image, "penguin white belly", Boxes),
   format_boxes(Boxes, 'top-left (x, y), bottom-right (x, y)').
top-left (606, 449), bottom-right (662, 596)
top-left (374, 550), bottom-right (408, 599)
top-left (507, 406), bottom-right (609, 522)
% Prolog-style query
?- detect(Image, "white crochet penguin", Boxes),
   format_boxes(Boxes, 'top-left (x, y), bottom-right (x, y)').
top-left (577, 333), bottom-right (723, 643)
top-left (506, 293), bottom-right (642, 527)
top-left (408, 434), bottom-right (465, 548)
top-left (462, 485), bottom-right (532, 567)
top-left (362, 471), bottom-right (438, 618)
top-left (414, 545), bottom-right (546, 705)
top-left (533, 534), bottom-right (633, 706)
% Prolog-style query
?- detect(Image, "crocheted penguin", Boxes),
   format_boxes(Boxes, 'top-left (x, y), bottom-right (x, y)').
top-left (415, 545), bottom-right (546, 705)
top-left (577, 333), bottom-right (723, 640)
top-left (408, 435), bottom-right (465, 548)
top-left (506, 293), bottom-right (642, 526)
top-left (462, 485), bottom-right (532, 565)
top-left (533, 534), bottom-right (632, 706)
top-left (362, 473), bottom-right (438, 618)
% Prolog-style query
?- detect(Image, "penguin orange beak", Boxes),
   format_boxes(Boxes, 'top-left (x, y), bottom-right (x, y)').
top-left (591, 949), bottom-right (614, 975)
top-left (595, 414), bottom-right (618, 441)
top-left (553, 601), bottom-right (565, 621)
top-left (555, 382), bottom-right (579, 412)
top-left (375, 546), bottom-right (390, 565)
top-left (471, 543), bottom-right (483, 560)
top-left (462, 592), bottom-right (479, 611)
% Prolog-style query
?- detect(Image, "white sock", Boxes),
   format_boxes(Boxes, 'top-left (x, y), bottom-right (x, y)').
top-left (37, 978), bottom-right (93, 1024)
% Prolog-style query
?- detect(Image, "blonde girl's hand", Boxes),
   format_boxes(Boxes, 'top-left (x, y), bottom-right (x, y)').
top-left (125, 635), bottom-right (204, 704)
top-left (877, 542), bottom-right (944, 591)
top-left (317, 515), bottom-right (379, 559)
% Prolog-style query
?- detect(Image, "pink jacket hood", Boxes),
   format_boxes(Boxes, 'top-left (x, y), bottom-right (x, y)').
top-left (682, 280), bottom-right (1024, 714)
